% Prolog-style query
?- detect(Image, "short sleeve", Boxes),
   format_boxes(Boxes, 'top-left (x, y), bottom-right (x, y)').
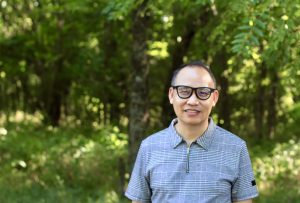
top-left (232, 142), bottom-right (259, 201)
top-left (125, 142), bottom-right (151, 202)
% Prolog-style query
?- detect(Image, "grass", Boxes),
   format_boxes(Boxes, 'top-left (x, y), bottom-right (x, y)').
top-left (0, 121), bottom-right (129, 203)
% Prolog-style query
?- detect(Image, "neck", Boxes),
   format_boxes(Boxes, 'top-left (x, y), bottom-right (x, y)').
top-left (175, 119), bottom-right (209, 145)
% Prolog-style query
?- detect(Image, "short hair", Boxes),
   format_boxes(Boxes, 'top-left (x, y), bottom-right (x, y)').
top-left (170, 61), bottom-right (217, 88)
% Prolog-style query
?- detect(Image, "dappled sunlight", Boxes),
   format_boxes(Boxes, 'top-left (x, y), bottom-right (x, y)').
top-left (253, 139), bottom-right (300, 198)
top-left (59, 115), bottom-right (82, 128)
top-left (0, 127), bottom-right (7, 136)
top-left (0, 127), bottom-right (7, 142)
top-left (6, 113), bottom-right (298, 201)
top-left (0, 0), bottom-right (299, 202)
top-left (0, 119), bottom-right (129, 202)
top-left (103, 190), bottom-right (121, 203)
top-left (0, 111), bottom-right (43, 125)
top-left (148, 41), bottom-right (169, 59)
top-left (73, 140), bottom-right (96, 159)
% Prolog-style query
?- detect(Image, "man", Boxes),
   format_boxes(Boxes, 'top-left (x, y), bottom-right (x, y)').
top-left (125, 61), bottom-right (259, 203)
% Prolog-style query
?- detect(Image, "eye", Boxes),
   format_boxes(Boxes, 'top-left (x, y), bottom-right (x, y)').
top-left (177, 87), bottom-right (192, 96)
top-left (197, 88), bottom-right (211, 97)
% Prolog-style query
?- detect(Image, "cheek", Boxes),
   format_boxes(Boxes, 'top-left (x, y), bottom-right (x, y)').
top-left (172, 99), bottom-right (185, 110)
top-left (201, 101), bottom-right (214, 110)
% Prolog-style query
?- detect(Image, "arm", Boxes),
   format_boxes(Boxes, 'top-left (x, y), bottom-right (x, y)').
top-left (125, 142), bottom-right (151, 202)
top-left (232, 142), bottom-right (258, 202)
top-left (233, 199), bottom-right (253, 203)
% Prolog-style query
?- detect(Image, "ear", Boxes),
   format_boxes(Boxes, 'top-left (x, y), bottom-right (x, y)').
top-left (212, 90), bottom-right (219, 107)
top-left (168, 87), bottom-right (174, 104)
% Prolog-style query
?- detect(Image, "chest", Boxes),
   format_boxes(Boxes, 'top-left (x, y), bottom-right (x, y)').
top-left (146, 145), bottom-right (239, 196)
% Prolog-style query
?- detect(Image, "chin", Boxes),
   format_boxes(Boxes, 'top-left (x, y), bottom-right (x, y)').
top-left (182, 119), bottom-right (204, 126)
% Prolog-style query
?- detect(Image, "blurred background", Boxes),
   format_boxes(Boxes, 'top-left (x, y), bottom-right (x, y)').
top-left (0, 0), bottom-right (299, 202)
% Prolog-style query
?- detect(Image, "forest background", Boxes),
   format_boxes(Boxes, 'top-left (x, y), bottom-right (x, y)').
top-left (0, 0), bottom-right (299, 202)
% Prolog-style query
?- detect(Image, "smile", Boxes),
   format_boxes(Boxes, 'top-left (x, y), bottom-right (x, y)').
top-left (184, 109), bottom-right (200, 112)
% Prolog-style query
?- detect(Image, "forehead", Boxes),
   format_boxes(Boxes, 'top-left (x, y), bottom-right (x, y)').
top-left (174, 67), bottom-right (214, 87)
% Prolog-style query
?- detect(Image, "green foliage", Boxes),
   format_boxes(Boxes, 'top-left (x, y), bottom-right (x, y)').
top-left (289, 102), bottom-right (300, 123)
top-left (1, 0), bottom-right (299, 132)
top-left (0, 122), bottom-right (128, 202)
top-left (0, 0), bottom-right (300, 201)
top-left (1, 120), bottom-right (300, 202)
top-left (230, 0), bottom-right (300, 66)
top-left (282, 102), bottom-right (300, 137)
top-left (102, 0), bottom-right (136, 20)
top-left (253, 138), bottom-right (300, 202)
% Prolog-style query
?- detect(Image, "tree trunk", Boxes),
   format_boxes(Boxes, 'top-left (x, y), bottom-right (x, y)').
top-left (128, 0), bottom-right (150, 168)
top-left (42, 59), bottom-right (70, 127)
top-left (211, 51), bottom-right (231, 130)
top-left (267, 71), bottom-right (278, 139)
top-left (42, 11), bottom-right (70, 127)
top-left (47, 88), bottom-right (62, 126)
top-left (101, 21), bottom-right (120, 126)
top-left (161, 31), bottom-right (196, 126)
top-left (254, 63), bottom-right (267, 138)
top-left (117, 157), bottom-right (126, 197)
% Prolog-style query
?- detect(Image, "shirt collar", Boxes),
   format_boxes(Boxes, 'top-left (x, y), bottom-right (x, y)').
top-left (169, 119), bottom-right (184, 148)
top-left (169, 118), bottom-right (216, 150)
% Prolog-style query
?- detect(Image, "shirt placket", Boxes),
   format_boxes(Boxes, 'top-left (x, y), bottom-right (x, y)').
top-left (186, 143), bottom-right (192, 173)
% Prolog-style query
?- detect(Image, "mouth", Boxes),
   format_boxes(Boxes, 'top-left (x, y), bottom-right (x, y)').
top-left (184, 109), bottom-right (200, 113)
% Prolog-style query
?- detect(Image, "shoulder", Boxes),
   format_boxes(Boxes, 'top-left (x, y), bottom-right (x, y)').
top-left (213, 125), bottom-right (247, 149)
top-left (141, 128), bottom-right (170, 148)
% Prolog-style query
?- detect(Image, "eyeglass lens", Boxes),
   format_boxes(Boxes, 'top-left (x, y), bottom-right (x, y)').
top-left (176, 86), bottom-right (213, 100)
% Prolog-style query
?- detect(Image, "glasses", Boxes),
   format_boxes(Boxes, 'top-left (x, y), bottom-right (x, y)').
top-left (172, 85), bottom-right (216, 100)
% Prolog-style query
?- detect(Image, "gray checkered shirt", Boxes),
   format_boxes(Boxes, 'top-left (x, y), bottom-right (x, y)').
top-left (125, 118), bottom-right (259, 203)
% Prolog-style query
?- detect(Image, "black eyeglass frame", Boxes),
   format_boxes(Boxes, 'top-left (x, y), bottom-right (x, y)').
top-left (172, 85), bottom-right (217, 100)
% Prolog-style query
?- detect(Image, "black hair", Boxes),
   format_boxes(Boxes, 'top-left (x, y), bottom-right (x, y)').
top-left (170, 61), bottom-right (217, 88)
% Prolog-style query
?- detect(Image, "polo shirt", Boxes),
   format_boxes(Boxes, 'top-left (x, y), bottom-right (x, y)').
top-left (125, 118), bottom-right (259, 203)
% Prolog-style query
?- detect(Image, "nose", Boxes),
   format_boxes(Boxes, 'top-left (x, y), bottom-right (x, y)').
top-left (187, 91), bottom-right (199, 105)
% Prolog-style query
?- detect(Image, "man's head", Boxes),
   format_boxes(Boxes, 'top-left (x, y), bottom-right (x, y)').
top-left (168, 61), bottom-right (219, 127)
top-left (171, 61), bottom-right (217, 88)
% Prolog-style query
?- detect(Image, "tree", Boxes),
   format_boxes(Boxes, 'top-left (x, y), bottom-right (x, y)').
top-left (128, 0), bottom-right (151, 166)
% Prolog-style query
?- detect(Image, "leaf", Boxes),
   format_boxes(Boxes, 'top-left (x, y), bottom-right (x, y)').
top-left (256, 19), bottom-right (266, 29)
top-left (232, 44), bottom-right (242, 53)
top-left (253, 27), bottom-right (264, 37)
top-left (64, 0), bottom-right (89, 12)
top-left (238, 25), bottom-right (251, 30)
top-left (234, 33), bottom-right (248, 39)
top-left (101, 0), bottom-right (136, 20)
top-left (231, 38), bottom-right (245, 45)
top-left (250, 35), bottom-right (260, 46)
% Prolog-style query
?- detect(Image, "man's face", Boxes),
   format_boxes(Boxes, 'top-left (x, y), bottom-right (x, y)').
top-left (168, 67), bottom-right (219, 127)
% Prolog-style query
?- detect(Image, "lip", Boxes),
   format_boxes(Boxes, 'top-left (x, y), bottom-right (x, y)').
top-left (184, 109), bottom-right (200, 116)
top-left (184, 109), bottom-right (200, 112)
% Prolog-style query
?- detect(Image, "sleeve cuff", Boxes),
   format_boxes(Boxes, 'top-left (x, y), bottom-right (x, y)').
top-left (232, 191), bottom-right (259, 202)
top-left (125, 191), bottom-right (151, 203)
